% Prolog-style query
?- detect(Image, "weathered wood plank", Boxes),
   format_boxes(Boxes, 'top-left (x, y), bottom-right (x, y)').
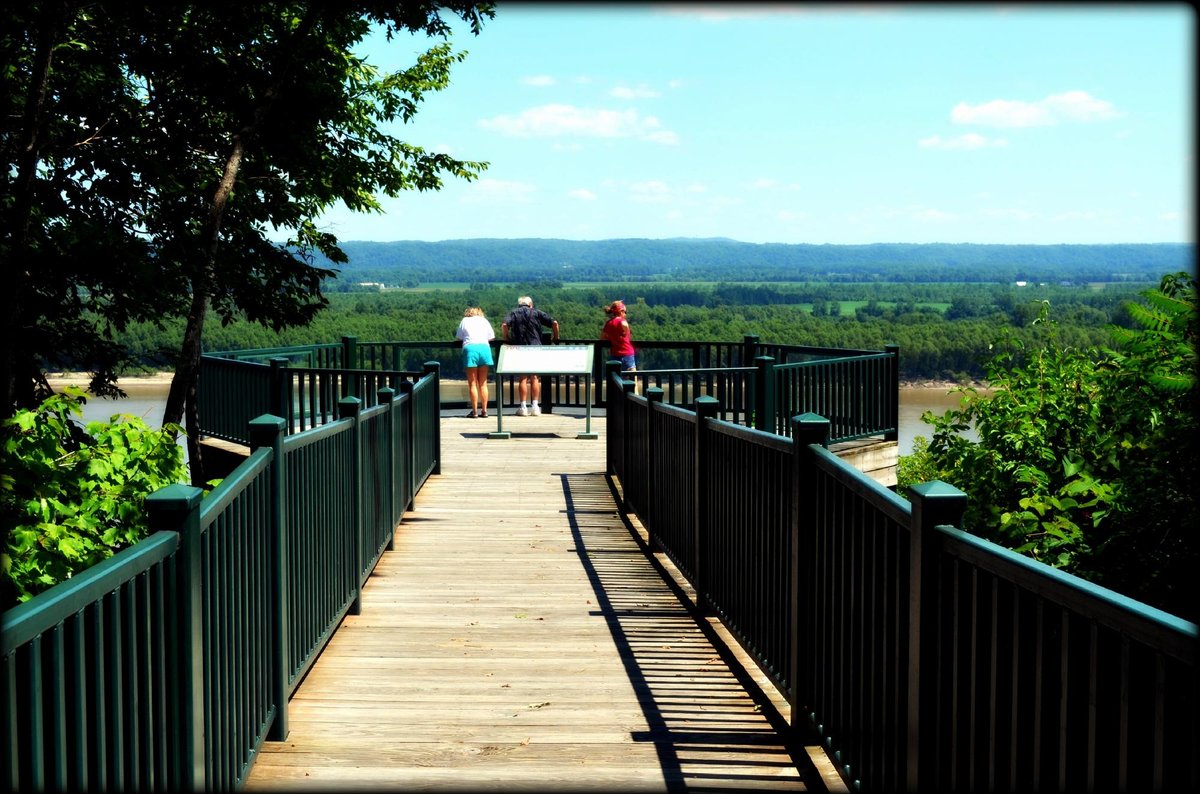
top-left (243, 411), bottom-right (835, 792)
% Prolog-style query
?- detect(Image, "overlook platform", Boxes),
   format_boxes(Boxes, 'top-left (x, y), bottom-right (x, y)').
top-left (242, 409), bottom-right (845, 792)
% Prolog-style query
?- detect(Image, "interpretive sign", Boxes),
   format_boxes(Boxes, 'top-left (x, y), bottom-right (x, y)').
top-left (496, 344), bottom-right (593, 375)
top-left (490, 344), bottom-right (597, 439)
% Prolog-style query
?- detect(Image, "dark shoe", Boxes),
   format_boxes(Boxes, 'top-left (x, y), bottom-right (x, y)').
top-left (480, 412), bottom-right (488, 418)
top-left (467, 411), bottom-right (478, 418)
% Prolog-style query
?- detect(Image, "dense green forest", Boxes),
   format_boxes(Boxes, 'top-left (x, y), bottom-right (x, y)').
top-left (101, 276), bottom-right (1168, 384)
top-left (316, 239), bottom-right (1191, 287)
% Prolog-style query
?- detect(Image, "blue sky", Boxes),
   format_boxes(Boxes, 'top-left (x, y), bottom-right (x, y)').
top-left (313, 3), bottom-right (1194, 245)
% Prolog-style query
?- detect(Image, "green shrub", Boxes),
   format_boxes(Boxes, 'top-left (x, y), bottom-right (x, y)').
top-left (2, 387), bottom-right (188, 609)
top-left (910, 274), bottom-right (1198, 620)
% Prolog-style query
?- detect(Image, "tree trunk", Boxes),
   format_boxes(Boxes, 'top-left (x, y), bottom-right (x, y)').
top-left (163, 283), bottom-right (209, 486)
top-left (1, 2), bottom-right (68, 420)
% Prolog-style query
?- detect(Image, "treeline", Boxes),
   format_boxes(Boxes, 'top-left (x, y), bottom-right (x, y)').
top-left (317, 239), bottom-right (1192, 287)
top-left (100, 280), bottom-right (1156, 384)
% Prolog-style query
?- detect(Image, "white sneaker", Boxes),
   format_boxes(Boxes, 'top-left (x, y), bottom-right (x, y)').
top-left (531, 405), bottom-right (542, 416)
top-left (515, 406), bottom-right (529, 417)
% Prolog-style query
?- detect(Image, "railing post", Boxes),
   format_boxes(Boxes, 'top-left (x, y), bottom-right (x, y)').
top-left (742, 333), bottom-right (759, 367)
top-left (693, 395), bottom-right (719, 613)
top-left (644, 387), bottom-right (664, 549)
top-left (249, 414), bottom-right (289, 742)
top-left (377, 387), bottom-right (397, 551)
top-left (145, 484), bottom-right (206, 792)
top-left (905, 480), bottom-right (968, 792)
top-left (619, 378), bottom-right (635, 513)
top-left (789, 413), bottom-right (830, 741)
top-left (342, 335), bottom-right (358, 399)
top-left (885, 344), bottom-right (900, 442)
top-left (754, 355), bottom-right (776, 433)
top-left (605, 361), bottom-right (623, 477)
top-left (423, 362), bottom-right (442, 475)
top-left (269, 357), bottom-right (290, 430)
top-left (398, 380), bottom-right (416, 512)
top-left (339, 397), bottom-right (364, 616)
top-left (594, 345), bottom-right (610, 405)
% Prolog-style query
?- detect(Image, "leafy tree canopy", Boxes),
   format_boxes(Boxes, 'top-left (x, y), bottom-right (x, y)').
top-left (1, 1), bottom-right (495, 484)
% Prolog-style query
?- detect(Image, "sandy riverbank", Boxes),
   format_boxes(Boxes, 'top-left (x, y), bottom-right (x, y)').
top-left (45, 372), bottom-right (175, 389)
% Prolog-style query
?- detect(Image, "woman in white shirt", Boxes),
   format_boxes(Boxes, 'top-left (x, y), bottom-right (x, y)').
top-left (454, 307), bottom-right (496, 418)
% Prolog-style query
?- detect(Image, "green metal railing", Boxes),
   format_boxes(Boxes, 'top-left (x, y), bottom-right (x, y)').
top-left (606, 371), bottom-right (1199, 792)
top-left (206, 335), bottom-right (898, 446)
top-left (3, 372), bottom-right (440, 792)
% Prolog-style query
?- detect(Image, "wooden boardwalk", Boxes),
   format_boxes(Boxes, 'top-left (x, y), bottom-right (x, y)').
top-left (243, 409), bottom-right (844, 792)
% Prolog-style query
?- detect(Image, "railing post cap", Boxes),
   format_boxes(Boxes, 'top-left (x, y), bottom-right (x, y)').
top-left (645, 386), bottom-right (665, 402)
top-left (338, 396), bottom-right (362, 418)
top-left (695, 395), bottom-right (719, 416)
top-left (378, 386), bottom-right (396, 402)
top-left (792, 413), bottom-right (831, 446)
top-left (145, 483), bottom-right (204, 512)
top-left (908, 480), bottom-right (967, 500)
top-left (249, 414), bottom-right (287, 448)
top-left (249, 414), bottom-right (286, 431)
top-left (907, 479), bottom-right (969, 529)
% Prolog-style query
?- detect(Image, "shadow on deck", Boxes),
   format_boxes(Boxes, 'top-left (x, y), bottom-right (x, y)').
top-left (242, 410), bottom-right (845, 792)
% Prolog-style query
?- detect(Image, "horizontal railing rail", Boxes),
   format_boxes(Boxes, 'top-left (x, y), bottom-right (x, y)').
top-left (606, 381), bottom-right (1198, 793)
top-left (3, 375), bottom-right (441, 792)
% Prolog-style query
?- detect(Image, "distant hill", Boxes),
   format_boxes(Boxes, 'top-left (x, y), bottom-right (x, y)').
top-left (314, 238), bottom-right (1193, 286)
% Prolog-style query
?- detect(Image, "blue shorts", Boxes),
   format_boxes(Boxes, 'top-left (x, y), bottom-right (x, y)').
top-left (618, 354), bottom-right (637, 370)
top-left (462, 343), bottom-right (494, 368)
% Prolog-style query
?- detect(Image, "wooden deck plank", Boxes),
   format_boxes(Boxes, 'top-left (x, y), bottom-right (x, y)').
top-left (243, 411), bottom-right (836, 792)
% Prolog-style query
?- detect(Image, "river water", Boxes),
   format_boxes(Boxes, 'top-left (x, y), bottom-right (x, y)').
top-left (76, 381), bottom-right (974, 457)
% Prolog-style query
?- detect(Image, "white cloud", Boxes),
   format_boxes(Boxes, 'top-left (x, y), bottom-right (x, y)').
top-left (918, 133), bottom-right (1008, 150)
top-left (478, 104), bottom-right (679, 144)
top-left (610, 84), bottom-right (661, 100)
top-left (951, 90), bottom-right (1123, 127)
top-left (568, 188), bottom-right (597, 200)
top-left (628, 180), bottom-right (671, 203)
top-left (460, 179), bottom-right (536, 204)
top-left (645, 129), bottom-right (681, 145)
top-left (664, 4), bottom-right (854, 22)
top-left (981, 208), bottom-right (1035, 221)
top-left (522, 75), bottom-right (555, 87)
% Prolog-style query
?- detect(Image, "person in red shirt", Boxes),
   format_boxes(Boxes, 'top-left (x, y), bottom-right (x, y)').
top-left (600, 299), bottom-right (637, 375)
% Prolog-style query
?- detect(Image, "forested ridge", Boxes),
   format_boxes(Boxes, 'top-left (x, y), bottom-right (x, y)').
top-left (103, 274), bottom-right (1179, 384)
top-left (318, 239), bottom-right (1191, 287)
